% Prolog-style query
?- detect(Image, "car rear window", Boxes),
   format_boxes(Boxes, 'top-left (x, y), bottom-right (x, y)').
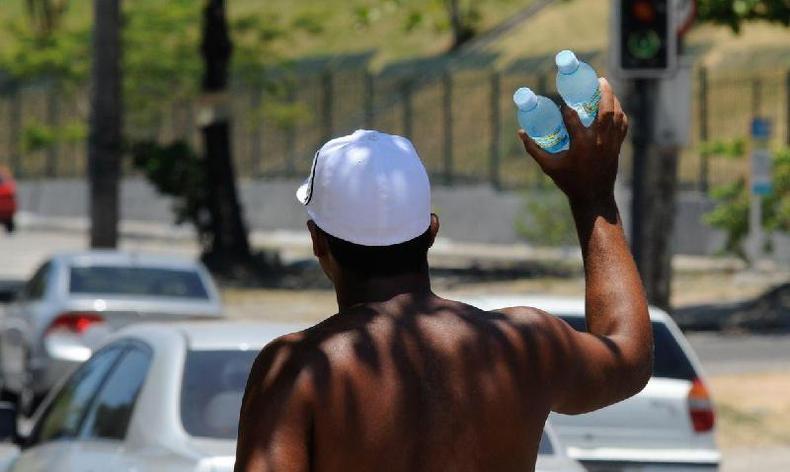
top-left (538, 430), bottom-right (554, 455)
top-left (559, 316), bottom-right (698, 381)
top-left (181, 350), bottom-right (258, 439)
top-left (69, 266), bottom-right (210, 299)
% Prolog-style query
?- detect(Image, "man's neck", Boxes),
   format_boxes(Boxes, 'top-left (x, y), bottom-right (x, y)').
top-left (334, 270), bottom-right (433, 311)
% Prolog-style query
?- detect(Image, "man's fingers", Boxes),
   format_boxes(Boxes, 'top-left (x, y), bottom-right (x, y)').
top-left (598, 78), bottom-right (615, 116)
top-left (518, 130), bottom-right (556, 171)
top-left (612, 95), bottom-right (625, 128)
top-left (594, 78), bottom-right (615, 131)
top-left (612, 94), bottom-right (628, 139)
top-left (561, 105), bottom-right (586, 140)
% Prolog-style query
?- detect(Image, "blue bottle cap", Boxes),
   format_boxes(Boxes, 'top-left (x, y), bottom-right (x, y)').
top-left (556, 50), bottom-right (580, 74)
top-left (513, 87), bottom-right (538, 112)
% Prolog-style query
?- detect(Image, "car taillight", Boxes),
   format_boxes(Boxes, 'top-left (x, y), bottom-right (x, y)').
top-left (46, 312), bottom-right (105, 335)
top-left (688, 378), bottom-right (715, 433)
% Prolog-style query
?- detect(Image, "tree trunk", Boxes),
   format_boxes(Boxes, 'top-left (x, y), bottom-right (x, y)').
top-left (628, 79), bottom-right (677, 311)
top-left (446, 0), bottom-right (474, 51)
top-left (636, 147), bottom-right (679, 311)
top-left (200, 0), bottom-right (252, 267)
top-left (88, 0), bottom-right (122, 249)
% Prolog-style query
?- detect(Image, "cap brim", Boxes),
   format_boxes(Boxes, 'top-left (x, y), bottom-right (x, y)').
top-left (296, 178), bottom-right (310, 205)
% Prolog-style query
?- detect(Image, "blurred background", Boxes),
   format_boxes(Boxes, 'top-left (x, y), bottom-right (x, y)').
top-left (0, 0), bottom-right (788, 471)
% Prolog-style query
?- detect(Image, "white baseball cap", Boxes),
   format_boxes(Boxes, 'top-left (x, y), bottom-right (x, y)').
top-left (296, 129), bottom-right (432, 246)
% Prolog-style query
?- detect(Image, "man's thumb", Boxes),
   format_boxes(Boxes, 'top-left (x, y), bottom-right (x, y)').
top-left (518, 130), bottom-right (553, 171)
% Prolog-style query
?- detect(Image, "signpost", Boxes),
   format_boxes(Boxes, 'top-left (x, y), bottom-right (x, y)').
top-left (748, 118), bottom-right (773, 263)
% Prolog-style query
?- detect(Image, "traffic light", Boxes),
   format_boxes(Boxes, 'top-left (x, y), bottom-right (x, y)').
top-left (613, 0), bottom-right (676, 78)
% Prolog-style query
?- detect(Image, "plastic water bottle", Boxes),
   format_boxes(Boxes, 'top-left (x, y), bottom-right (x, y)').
top-left (555, 50), bottom-right (600, 127)
top-left (513, 87), bottom-right (569, 154)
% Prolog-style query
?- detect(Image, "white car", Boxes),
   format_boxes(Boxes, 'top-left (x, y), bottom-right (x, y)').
top-left (0, 251), bottom-right (223, 415)
top-left (463, 295), bottom-right (721, 471)
top-left (0, 321), bottom-right (584, 472)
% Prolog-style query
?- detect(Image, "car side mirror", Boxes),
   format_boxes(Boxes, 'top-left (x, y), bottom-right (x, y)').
top-left (0, 402), bottom-right (17, 443)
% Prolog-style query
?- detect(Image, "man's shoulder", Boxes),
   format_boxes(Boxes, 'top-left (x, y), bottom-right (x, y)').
top-left (475, 303), bottom-right (557, 329)
top-left (246, 315), bottom-right (350, 383)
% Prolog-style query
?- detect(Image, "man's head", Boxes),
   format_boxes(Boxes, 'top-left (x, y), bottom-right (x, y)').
top-left (296, 130), bottom-right (438, 281)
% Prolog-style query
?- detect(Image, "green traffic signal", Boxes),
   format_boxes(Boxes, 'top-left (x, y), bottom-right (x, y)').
top-left (627, 30), bottom-right (662, 60)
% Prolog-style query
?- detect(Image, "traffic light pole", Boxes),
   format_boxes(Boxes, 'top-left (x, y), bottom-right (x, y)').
top-left (629, 78), bottom-right (656, 269)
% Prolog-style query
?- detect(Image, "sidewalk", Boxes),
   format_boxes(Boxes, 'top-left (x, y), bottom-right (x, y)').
top-left (14, 212), bottom-right (759, 274)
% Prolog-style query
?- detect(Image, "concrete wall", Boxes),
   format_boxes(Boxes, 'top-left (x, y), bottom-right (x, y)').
top-left (16, 178), bottom-right (729, 255)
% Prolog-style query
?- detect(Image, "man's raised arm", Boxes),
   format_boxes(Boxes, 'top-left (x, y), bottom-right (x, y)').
top-left (518, 78), bottom-right (653, 414)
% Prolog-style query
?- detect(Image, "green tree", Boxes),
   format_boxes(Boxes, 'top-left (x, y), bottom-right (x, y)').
top-left (356, 0), bottom-right (503, 51)
top-left (697, 0), bottom-right (789, 32)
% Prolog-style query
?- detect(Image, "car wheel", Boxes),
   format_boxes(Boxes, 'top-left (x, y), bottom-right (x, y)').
top-left (3, 218), bottom-right (12, 233)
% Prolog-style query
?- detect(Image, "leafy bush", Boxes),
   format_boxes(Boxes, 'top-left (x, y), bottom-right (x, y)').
top-left (130, 140), bottom-right (212, 243)
top-left (515, 179), bottom-right (577, 248)
top-left (21, 119), bottom-right (86, 154)
top-left (705, 146), bottom-right (790, 258)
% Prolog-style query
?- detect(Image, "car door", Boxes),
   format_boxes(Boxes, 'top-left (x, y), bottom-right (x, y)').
top-left (549, 317), bottom-right (704, 454)
top-left (9, 345), bottom-right (126, 472)
top-left (58, 343), bottom-right (152, 472)
top-left (1, 262), bottom-right (53, 392)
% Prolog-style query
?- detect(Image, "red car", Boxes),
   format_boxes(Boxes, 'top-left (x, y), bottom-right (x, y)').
top-left (0, 167), bottom-right (17, 232)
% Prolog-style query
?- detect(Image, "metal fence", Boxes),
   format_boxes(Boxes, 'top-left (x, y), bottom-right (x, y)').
top-left (0, 60), bottom-right (788, 190)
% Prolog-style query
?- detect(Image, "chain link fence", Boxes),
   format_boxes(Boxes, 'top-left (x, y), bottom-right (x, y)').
top-left (0, 57), bottom-right (787, 190)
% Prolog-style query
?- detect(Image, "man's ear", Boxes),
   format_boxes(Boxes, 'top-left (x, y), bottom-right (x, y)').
top-left (307, 220), bottom-right (329, 257)
top-left (427, 213), bottom-right (440, 248)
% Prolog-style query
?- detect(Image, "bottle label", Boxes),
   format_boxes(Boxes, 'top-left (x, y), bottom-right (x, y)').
top-left (533, 124), bottom-right (569, 151)
top-left (581, 86), bottom-right (601, 117)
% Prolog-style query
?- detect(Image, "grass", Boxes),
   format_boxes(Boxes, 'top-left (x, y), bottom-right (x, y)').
top-left (710, 371), bottom-right (790, 448)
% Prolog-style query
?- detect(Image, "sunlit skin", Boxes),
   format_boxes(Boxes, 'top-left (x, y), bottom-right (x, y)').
top-left (235, 79), bottom-right (653, 472)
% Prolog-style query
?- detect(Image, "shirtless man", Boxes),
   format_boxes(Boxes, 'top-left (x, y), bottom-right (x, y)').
top-left (235, 79), bottom-right (652, 472)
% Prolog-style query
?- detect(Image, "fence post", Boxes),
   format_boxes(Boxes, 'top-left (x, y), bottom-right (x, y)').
top-left (443, 72), bottom-right (454, 185)
top-left (8, 88), bottom-right (22, 177)
top-left (400, 79), bottom-right (413, 139)
top-left (698, 67), bottom-right (709, 192)
top-left (489, 71), bottom-right (501, 189)
top-left (46, 86), bottom-right (60, 177)
top-left (364, 71), bottom-right (375, 129)
top-left (752, 77), bottom-right (762, 117)
top-left (786, 70), bottom-right (790, 147)
top-left (250, 87), bottom-right (263, 177)
top-left (536, 73), bottom-right (548, 96)
top-left (285, 83), bottom-right (296, 176)
top-left (321, 70), bottom-right (334, 144)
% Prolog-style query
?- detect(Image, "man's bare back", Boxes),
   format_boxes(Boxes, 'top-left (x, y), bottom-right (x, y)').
top-left (235, 79), bottom-right (653, 471)
top-left (241, 297), bottom-right (559, 471)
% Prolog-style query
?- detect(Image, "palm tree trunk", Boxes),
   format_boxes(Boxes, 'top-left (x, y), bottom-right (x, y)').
top-left (200, 0), bottom-right (252, 266)
top-left (88, 0), bottom-right (122, 248)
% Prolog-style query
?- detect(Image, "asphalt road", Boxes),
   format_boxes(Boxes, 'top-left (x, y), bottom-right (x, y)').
top-left (2, 228), bottom-right (789, 376)
top-left (686, 332), bottom-right (790, 375)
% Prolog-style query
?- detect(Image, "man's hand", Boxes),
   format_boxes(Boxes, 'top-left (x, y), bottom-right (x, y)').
top-left (518, 78), bottom-right (628, 204)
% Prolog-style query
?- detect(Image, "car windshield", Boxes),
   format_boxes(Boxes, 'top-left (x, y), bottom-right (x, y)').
top-left (69, 266), bottom-right (210, 299)
top-left (181, 350), bottom-right (258, 440)
top-left (559, 317), bottom-right (698, 381)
